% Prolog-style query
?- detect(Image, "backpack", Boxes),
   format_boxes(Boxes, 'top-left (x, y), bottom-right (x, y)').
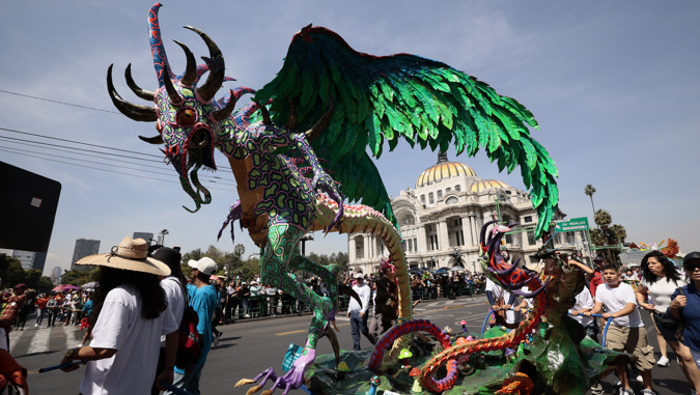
top-left (174, 294), bottom-right (202, 370)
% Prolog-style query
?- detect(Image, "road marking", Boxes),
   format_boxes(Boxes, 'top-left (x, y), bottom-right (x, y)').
top-left (28, 327), bottom-right (50, 354)
top-left (443, 305), bottom-right (465, 310)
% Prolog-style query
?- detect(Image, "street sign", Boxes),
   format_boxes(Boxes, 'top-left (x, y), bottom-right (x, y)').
top-left (555, 217), bottom-right (589, 232)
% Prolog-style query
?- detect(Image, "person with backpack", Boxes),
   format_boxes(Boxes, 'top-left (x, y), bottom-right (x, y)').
top-left (150, 247), bottom-right (187, 395)
top-left (164, 257), bottom-right (218, 395)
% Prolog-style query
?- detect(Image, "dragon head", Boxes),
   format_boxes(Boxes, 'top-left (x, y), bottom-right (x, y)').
top-left (107, 3), bottom-right (253, 212)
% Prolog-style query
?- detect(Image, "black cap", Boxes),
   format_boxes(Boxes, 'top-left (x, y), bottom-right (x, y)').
top-left (151, 247), bottom-right (182, 271)
top-left (683, 252), bottom-right (700, 268)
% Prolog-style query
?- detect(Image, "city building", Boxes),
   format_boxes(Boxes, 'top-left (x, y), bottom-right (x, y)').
top-left (51, 266), bottom-right (62, 285)
top-left (71, 238), bottom-right (100, 272)
top-left (11, 250), bottom-right (34, 271)
top-left (347, 153), bottom-right (587, 274)
top-left (133, 232), bottom-right (155, 244)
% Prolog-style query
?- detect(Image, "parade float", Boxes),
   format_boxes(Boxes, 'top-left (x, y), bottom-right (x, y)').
top-left (108, 4), bottom-right (629, 393)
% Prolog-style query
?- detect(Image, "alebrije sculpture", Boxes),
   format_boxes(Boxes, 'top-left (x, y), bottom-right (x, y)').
top-left (109, 3), bottom-right (560, 393)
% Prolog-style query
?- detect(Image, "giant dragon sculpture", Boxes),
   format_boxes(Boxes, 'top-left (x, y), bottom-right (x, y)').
top-left (108, 4), bottom-right (560, 394)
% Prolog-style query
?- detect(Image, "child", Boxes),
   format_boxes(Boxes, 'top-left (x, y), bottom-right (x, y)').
top-left (585, 263), bottom-right (656, 395)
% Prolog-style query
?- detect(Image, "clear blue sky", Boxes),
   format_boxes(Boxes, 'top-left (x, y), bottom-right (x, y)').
top-left (1, 1), bottom-right (699, 276)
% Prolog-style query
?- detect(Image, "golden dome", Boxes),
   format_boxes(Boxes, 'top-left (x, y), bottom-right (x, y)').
top-left (470, 179), bottom-right (511, 193)
top-left (416, 161), bottom-right (476, 188)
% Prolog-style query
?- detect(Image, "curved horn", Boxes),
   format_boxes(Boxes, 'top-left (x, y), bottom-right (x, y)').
top-left (305, 100), bottom-right (335, 141)
top-left (173, 40), bottom-right (197, 86)
top-left (163, 72), bottom-right (183, 105)
top-left (125, 64), bottom-right (155, 101)
top-left (256, 102), bottom-right (272, 125)
top-left (185, 25), bottom-right (224, 102)
top-left (213, 89), bottom-right (238, 121)
top-left (138, 135), bottom-right (164, 144)
top-left (147, 3), bottom-right (175, 87)
top-left (107, 65), bottom-right (157, 122)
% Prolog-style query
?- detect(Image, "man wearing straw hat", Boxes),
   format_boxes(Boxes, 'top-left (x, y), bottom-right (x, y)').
top-left (58, 236), bottom-right (179, 395)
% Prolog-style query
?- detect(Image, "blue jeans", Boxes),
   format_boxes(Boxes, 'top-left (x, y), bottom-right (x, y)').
top-left (35, 308), bottom-right (45, 326)
top-left (349, 310), bottom-right (373, 351)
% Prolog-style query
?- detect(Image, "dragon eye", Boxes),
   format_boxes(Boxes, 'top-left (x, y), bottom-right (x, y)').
top-left (177, 108), bottom-right (196, 126)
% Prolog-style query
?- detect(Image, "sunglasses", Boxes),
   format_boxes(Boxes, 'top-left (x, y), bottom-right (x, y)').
top-left (685, 266), bottom-right (700, 272)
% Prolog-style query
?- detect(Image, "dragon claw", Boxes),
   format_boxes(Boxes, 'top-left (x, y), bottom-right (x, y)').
top-left (246, 385), bottom-right (264, 395)
top-left (235, 378), bottom-right (256, 387)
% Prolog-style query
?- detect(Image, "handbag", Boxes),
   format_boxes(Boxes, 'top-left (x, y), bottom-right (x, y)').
top-left (652, 310), bottom-right (678, 328)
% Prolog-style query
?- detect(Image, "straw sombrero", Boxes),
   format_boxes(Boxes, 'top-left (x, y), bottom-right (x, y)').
top-left (76, 236), bottom-right (171, 276)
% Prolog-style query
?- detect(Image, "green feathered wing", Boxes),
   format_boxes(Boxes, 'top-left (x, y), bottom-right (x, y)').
top-left (254, 25), bottom-right (558, 238)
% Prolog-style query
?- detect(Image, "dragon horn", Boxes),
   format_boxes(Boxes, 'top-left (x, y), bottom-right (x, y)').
top-left (185, 25), bottom-right (224, 102)
top-left (173, 40), bottom-right (197, 86)
top-left (323, 325), bottom-right (340, 368)
top-left (213, 89), bottom-right (238, 121)
top-left (147, 3), bottom-right (175, 87)
top-left (107, 65), bottom-right (157, 122)
top-left (305, 100), bottom-right (335, 142)
top-left (138, 135), bottom-right (164, 144)
top-left (479, 220), bottom-right (497, 248)
top-left (256, 102), bottom-right (272, 125)
top-left (124, 64), bottom-right (155, 101)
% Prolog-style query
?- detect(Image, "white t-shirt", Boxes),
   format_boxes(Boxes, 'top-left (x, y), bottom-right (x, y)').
top-left (160, 276), bottom-right (185, 346)
top-left (595, 282), bottom-right (643, 328)
top-left (570, 287), bottom-right (594, 327)
top-left (349, 283), bottom-right (371, 314)
top-left (640, 276), bottom-right (687, 314)
top-left (80, 284), bottom-right (176, 395)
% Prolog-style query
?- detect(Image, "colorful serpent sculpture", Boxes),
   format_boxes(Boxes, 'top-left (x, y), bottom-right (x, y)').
top-left (109, 4), bottom-right (559, 394)
top-left (369, 221), bottom-right (552, 393)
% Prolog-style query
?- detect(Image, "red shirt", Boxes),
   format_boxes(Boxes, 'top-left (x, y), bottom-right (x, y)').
top-left (589, 271), bottom-right (604, 297)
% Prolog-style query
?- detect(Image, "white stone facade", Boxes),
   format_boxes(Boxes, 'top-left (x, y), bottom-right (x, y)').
top-left (347, 154), bottom-right (586, 274)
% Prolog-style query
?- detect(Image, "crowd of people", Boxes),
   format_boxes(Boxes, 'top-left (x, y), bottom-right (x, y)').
top-left (5, 240), bottom-right (700, 395)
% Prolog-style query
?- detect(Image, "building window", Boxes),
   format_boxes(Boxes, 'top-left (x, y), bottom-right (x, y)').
top-left (566, 232), bottom-right (575, 243)
top-left (429, 234), bottom-right (439, 250)
top-left (453, 230), bottom-right (465, 246)
top-left (446, 187), bottom-right (451, 193)
top-left (421, 195), bottom-right (426, 204)
top-left (505, 233), bottom-right (513, 244)
top-left (428, 193), bottom-right (434, 204)
top-left (455, 184), bottom-right (461, 192)
top-left (437, 190), bottom-right (443, 199)
top-left (414, 238), bottom-right (418, 252)
top-left (524, 216), bottom-right (533, 223)
top-left (445, 196), bottom-right (458, 205)
top-left (527, 231), bottom-right (536, 246)
top-left (454, 218), bottom-right (462, 226)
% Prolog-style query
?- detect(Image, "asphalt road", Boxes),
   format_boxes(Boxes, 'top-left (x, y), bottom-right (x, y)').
top-left (9, 296), bottom-right (691, 394)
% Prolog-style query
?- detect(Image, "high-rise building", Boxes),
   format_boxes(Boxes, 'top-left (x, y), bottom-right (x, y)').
top-left (51, 266), bottom-right (62, 285)
top-left (11, 250), bottom-right (34, 271)
top-left (71, 238), bottom-right (100, 271)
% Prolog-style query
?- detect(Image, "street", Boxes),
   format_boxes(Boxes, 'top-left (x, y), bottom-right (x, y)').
top-left (9, 295), bottom-right (690, 394)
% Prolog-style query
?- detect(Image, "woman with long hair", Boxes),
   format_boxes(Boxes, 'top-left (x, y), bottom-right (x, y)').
top-left (636, 250), bottom-right (700, 392)
top-left (59, 237), bottom-right (178, 394)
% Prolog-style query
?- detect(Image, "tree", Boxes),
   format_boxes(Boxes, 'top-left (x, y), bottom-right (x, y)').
top-left (60, 269), bottom-right (98, 286)
top-left (584, 184), bottom-right (597, 221)
top-left (181, 244), bottom-right (246, 277)
top-left (594, 209), bottom-right (612, 229)
top-left (610, 224), bottom-right (627, 244)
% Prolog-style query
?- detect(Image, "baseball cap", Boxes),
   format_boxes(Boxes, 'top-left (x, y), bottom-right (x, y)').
top-left (683, 252), bottom-right (700, 268)
top-left (355, 273), bottom-right (364, 279)
top-left (188, 257), bottom-right (218, 276)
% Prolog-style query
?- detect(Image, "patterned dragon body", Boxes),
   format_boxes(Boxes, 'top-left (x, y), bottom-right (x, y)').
top-left (368, 222), bottom-right (551, 393)
top-left (109, 3), bottom-right (560, 394)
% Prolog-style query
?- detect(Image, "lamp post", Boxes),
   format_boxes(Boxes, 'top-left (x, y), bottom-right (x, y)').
top-left (493, 190), bottom-right (511, 223)
top-left (159, 229), bottom-right (169, 246)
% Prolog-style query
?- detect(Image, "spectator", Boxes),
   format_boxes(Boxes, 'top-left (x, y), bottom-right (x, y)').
top-left (225, 280), bottom-right (236, 322)
top-left (485, 278), bottom-right (519, 328)
top-left (35, 293), bottom-right (51, 328)
top-left (0, 284), bottom-right (28, 350)
top-left (46, 293), bottom-right (60, 328)
top-left (166, 257), bottom-right (218, 395)
top-left (58, 236), bottom-right (177, 395)
top-left (584, 263), bottom-right (656, 395)
top-left (636, 250), bottom-right (700, 394)
top-left (347, 273), bottom-right (374, 350)
top-left (150, 246), bottom-right (187, 395)
top-left (568, 286), bottom-right (596, 341)
top-left (249, 280), bottom-right (261, 317)
top-left (670, 252), bottom-right (700, 387)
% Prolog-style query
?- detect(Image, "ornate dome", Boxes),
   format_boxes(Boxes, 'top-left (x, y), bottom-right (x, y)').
top-left (416, 153), bottom-right (476, 188)
top-left (470, 179), bottom-right (511, 194)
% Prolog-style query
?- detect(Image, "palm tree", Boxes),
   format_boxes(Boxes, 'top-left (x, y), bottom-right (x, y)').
top-left (584, 184), bottom-right (597, 219)
top-left (594, 209), bottom-right (612, 230)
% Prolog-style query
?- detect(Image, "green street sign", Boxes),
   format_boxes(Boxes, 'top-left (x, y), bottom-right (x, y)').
top-left (555, 217), bottom-right (589, 232)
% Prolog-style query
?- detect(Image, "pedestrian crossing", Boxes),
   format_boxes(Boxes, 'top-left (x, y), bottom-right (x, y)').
top-left (8, 325), bottom-right (84, 356)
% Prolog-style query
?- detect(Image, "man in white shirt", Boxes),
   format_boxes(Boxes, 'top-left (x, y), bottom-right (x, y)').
top-left (347, 273), bottom-right (374, 350)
